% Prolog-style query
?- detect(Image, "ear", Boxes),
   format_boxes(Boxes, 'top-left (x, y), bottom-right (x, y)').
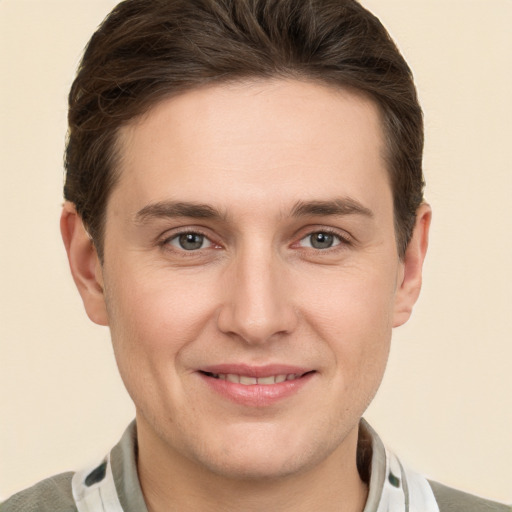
top-left (60, 202), bottom-right (109, 326)
top-left (393, 203), bottom-right (432, 328)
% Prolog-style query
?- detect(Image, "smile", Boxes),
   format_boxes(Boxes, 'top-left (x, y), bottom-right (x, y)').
top-left (202, 372), bottom-right (305, 385)
top-left (198, 368), bottom-right (315, 407)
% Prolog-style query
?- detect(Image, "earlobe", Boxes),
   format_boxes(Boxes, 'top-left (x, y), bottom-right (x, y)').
top-left (393, 203), bottom-right (432, 328)
top-left (60, 202), bottom-right (109, 326)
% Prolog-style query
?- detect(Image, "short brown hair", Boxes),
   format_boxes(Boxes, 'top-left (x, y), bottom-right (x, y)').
top-left (65, 0), bottom-right (424, 260)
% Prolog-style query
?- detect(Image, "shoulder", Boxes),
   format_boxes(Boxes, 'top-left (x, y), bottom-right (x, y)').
top-left (0, 472), bottom-right (76, 512)
top-left (429, 480), bottom-right (511, 512)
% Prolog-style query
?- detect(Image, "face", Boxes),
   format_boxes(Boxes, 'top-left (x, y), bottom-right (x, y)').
top-left (69, 79), bottom-right (426, 481)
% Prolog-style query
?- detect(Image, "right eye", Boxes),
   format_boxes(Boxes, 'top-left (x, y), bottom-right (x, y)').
top-left (298, 231), bottom-right (346, 250)
top-left (300, 232), bottom-right (339, 249)
top-left (166, 232), bottom-right (213, 251)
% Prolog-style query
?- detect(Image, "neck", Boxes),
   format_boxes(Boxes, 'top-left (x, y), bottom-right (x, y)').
top-left (136, 417), bottom-right (368, 512)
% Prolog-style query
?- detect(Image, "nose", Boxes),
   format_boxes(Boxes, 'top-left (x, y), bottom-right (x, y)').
top-left (217, 244), bottom-right (298, 345)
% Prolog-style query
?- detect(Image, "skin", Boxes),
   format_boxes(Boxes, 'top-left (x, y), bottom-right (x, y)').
top-left (61, 79), bottom-right (430, 512)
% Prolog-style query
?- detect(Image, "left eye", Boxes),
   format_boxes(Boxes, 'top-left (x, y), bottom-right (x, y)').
top-left (299, 232), bottom-right (341, 249)
top-left (168, 233), bottom-right (212, 251)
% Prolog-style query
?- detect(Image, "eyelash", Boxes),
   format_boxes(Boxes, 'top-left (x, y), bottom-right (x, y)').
top-left (158, 227), bottom-right (353, 255)
top-left (159, 229), bottom-right (219, 253)
top-left (296, 228), bottom-right (353, 251)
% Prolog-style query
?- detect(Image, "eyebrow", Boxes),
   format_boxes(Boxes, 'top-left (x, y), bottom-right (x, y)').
top-left (135, 201), bottom-right (224, 224)
top-left (290, 198), bottom-right (374, 219)
top-left (134, 197), bottom-right (373, 225)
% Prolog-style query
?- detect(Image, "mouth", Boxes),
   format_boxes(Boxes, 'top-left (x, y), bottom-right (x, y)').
top-left (199, 371), bottom-right (311, 385)
top-left (197, 366), bottom-right (316, 406)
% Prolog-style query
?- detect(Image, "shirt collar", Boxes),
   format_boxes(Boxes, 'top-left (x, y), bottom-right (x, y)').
top-left (105, 419), bottom-right (435, 512)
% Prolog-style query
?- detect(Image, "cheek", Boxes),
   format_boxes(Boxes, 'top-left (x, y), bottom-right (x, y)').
top-left (102, 266), bottom-right (221, 405)
top-left (106, 266), bottom-right (218, 348)
top-left (103, 267), bottom-right (220, 418)
top-left (300, 263), bottom-right (397, 332)
top-left (297, 265), bottom-right (396, 380)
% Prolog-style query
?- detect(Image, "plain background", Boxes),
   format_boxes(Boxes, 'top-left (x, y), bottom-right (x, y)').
top-left (1, 0), bottom-right (511, 503)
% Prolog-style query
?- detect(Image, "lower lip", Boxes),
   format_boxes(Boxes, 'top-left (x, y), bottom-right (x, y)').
top-left (198, 372), bottom-right (315, 407)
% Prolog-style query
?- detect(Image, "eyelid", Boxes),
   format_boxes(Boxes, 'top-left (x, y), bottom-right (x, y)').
top-left (168, 233), bottom-right (213, 250)
top-left (299, 232), bottom-right (341, 249)
top-left (158, 226), bottom-right (222, 251)
top-left (155, 224), bottom-right (354, 254)
top-left (293, 226), bottom-right (354, 248)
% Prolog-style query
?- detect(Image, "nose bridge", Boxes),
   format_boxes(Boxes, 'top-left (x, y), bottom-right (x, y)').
top-left (217, 238), bottom-right (296, 344)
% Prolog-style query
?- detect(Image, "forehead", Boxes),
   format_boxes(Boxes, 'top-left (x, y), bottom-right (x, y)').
top-left (111, 79), bottom-right (391, 219)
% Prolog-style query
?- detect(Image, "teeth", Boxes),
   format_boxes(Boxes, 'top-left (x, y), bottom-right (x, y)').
top-left (239, 376), bottom-right (257, 385)
top-left (213, 373), bottom-right (301, 385)
top-left (257, 376), bottom-right (277, 385)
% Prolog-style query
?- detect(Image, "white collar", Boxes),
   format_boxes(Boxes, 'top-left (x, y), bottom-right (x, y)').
top-left (361, 420), bottom-right (439, 512)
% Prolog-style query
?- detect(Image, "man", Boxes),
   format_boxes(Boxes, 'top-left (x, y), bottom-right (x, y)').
top-left (1, 1), bottom-right (509, 511)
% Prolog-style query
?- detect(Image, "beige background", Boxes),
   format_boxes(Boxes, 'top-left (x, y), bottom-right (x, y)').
top-left (1, 0), bottom-right (511, 503)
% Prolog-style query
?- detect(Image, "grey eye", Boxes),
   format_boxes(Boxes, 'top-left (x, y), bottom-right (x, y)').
top-left (299, 232), bottom-right (340, 249)
top-left (173, 233), bottom-right (208, 250)
top-left (310, 233), bottom-right (334, 249)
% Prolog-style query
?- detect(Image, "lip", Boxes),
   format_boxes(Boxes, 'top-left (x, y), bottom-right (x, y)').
top-left (197, 364), bottom-right (316, 407)
top-left (200, 363), bottom-right (312, 378)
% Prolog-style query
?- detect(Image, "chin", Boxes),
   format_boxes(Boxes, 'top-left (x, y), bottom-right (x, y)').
top-left (199, 449), bottom-right (312, 482)
top-left (183, 424), bottom-right (342, 482)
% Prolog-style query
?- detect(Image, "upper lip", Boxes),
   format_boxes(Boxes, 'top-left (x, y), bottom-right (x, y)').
top-left (198, 364), bottom-right (313, 378)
